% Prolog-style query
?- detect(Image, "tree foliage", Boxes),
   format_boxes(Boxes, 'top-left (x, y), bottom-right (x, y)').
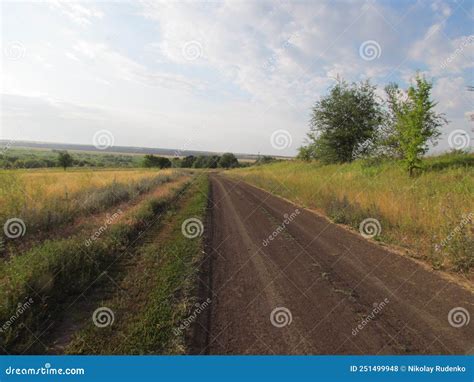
top-left (306, 80), bottom-right (383, 163)
top-left (384, 75), bottom-right (446, 175)
top-left (181, 155), bottom-right (196, 168)
top-left (142, 155), bottom-right (172, 169)
top-left (57, 151), bottom-right (73, 170)
top-left (218, 153), bottom-right (239, 168)
top-left (176, 154), bottom-right (239, 169)
top-left (298, 73), bottom-right (448, 175)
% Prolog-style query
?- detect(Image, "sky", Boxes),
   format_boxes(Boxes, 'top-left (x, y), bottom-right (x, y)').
top-left (1, 0), bottom-right (473, 156)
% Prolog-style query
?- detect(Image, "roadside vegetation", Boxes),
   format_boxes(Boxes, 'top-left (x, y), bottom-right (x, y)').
top-left (0, 173), bottom-right (196, 353)
top-left (298, 73), bottom-right (447, 175)
top-left (65, 176), bottom-right (209, 354)
top-left (230, 152), bottom-right (473, 273)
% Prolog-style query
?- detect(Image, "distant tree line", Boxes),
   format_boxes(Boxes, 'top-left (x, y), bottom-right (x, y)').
top-left (298, 73), bottom-right (448, 176)
top-left (0, 149), bottom-right (244, 170)
top-left (0, 149), bottom-right (141, 169)
top-left (141, 153), bottom-right (240, 169)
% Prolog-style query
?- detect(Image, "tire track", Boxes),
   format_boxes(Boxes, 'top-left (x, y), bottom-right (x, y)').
top-left (199, 174), bottom-right (474, 355)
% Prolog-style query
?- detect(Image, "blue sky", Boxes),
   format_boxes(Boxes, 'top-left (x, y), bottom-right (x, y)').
top-left (1, 0), bottom-right (473, 155)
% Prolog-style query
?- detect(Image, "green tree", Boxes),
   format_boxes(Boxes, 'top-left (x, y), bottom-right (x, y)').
top-left (384, 74), bottom-right (446, 176)
top-left (142, 155), bottom-right (171, 169)
top-left (57, 151), bottom-right (73, 170)
top-left (171, 157), bottom-right (182, 168)
top-left (297, 146), bottom-right (312, 161)
top-left (207, 155), bottom-right (221, 169)
top-left (181, 155), bottom-right (196, 168)
top-left (192, 156), bottom-right (208, 168)
top-left (192, 155), bottom-right (222, 168)
top-left (306, 79), bottom-right (383, 163)
top-left (218, 153), bottom-right (239, 168)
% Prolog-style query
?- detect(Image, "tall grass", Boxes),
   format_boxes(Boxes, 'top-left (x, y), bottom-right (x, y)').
top-left (65, 176), bottom-right (210, 354)
top-left (231, 153), bottom-right (473, 272)
top-left (0, 169), bottom-right (182, 236)
top-left (0, 178), bottom-right (191, 353)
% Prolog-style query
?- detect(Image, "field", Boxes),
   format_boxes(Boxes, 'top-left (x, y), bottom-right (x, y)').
top-left (230, 153), bottom-right (474, 273)
top-left (0, 168), bottom-right (186, 242)
top-left (0, 166), bottom-right (210, 354)
top-left (0, 154), bottom-right (473, 356)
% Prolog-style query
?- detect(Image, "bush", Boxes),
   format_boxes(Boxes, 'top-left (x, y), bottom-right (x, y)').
top-left (142, 155), bottom-right (172, 169)
top-left (219, 153), bottom-right (239, 168)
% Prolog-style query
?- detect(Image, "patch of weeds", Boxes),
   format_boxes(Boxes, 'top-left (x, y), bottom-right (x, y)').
top-left (432, 218), bottom-right (474, 272)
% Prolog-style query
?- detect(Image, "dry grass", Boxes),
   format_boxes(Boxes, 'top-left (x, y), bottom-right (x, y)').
top-left (0, 168), bottom-right (182, 237)
top-left (230, 154), bottom-right (474, 272)
top-left (0, 168), bottom-right (174, 206)
top-left (0, 176), bottom-right (194, 353)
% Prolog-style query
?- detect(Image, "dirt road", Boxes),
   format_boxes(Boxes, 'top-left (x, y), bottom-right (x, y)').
top-left (194, 174), bottom-right (473, 355)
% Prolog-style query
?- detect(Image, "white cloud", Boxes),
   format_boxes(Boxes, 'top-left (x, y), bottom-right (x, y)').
top-left (49, 0), bottom-right (103, 26)
top-left (430, 0), bottom-right (452, 18)
top-left (433, 76), bottom-right (473, 116)
top-left (410, 21), bottom-right (474, 76)
top-left (1, 0), bottom-right (472, 154)
top-left (71, 40), bottom-right (204, 92)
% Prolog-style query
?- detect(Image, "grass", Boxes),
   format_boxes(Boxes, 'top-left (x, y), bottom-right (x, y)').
top-left (230, 152), bottom-right (474, 273)
top-left (65, 175), bottom-right (209, 354)
top-left (0, 176), bottom-right (193, 354)
top-left (0, 168), bottom-right (183, 237)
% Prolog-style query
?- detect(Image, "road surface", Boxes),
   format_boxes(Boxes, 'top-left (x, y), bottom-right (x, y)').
top-left (193, 174), bottom-right (473, 355)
